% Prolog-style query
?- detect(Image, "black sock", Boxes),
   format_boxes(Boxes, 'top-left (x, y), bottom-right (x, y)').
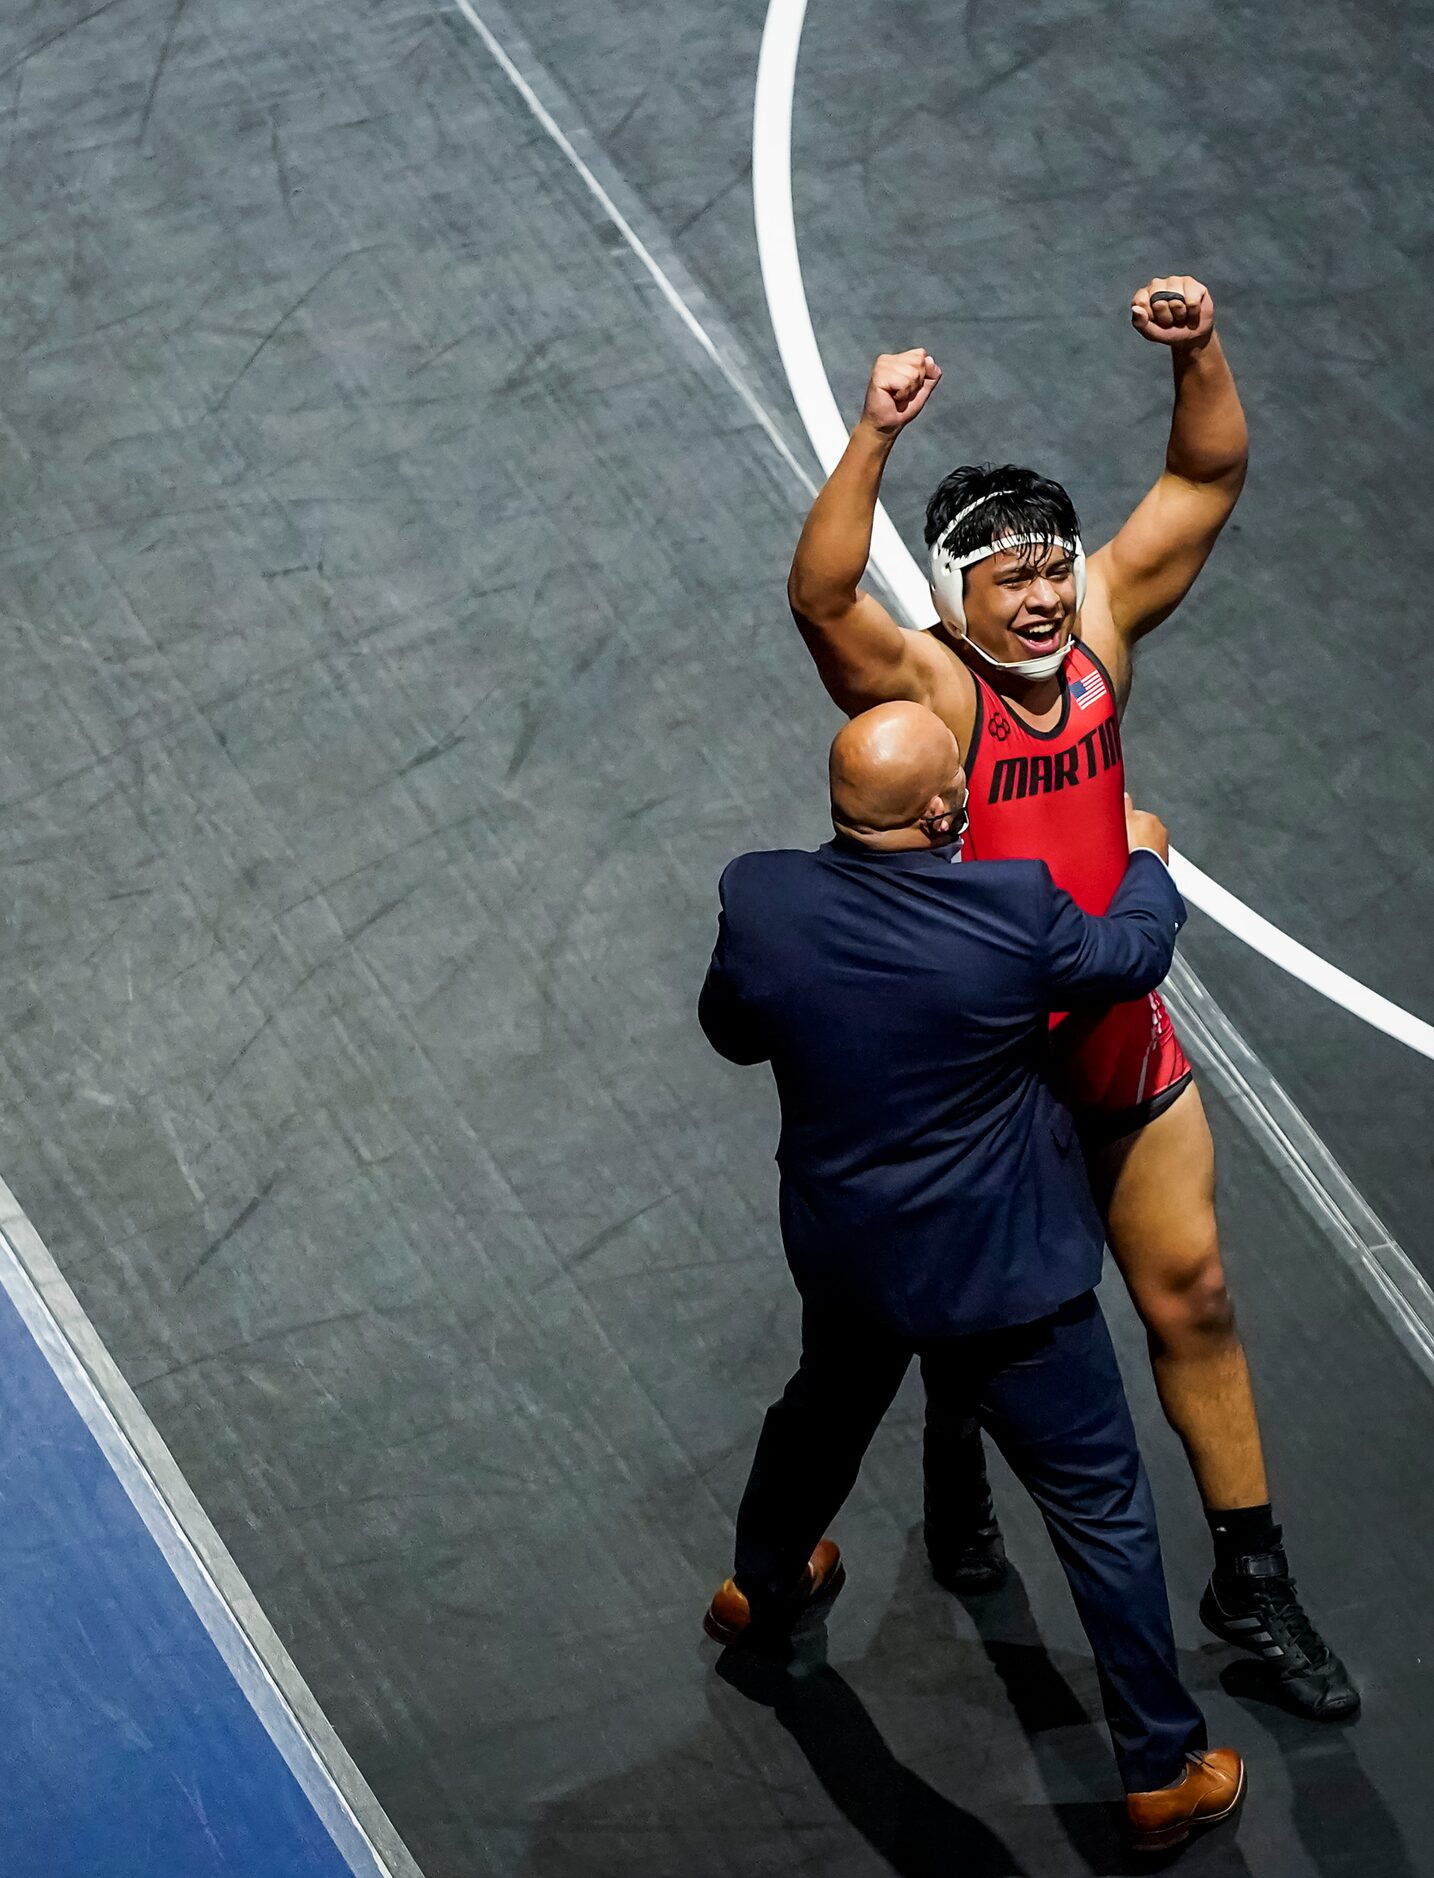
top-left (1206, 1503), bottom-right (1281, 1574)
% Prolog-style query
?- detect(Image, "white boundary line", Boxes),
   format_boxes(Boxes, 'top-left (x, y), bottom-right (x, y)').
top-left (448, 0), bottom-right (817, 500)
top-left (444, 0), bottom-right (1434, 1381)
top-left (1163, 960), bottom-right (1434, 1375)
top-left (753, 0), bottom-right (1434, 1066)
top-left (1171, 852), bottom-right (1434, 1061)
top-left (0, 1184), bottom-right (424, 1878)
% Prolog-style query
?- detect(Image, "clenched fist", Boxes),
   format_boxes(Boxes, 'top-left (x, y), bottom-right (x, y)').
top-left (861, 348), bottom-right (942, 436)
top-left (1130, 275), bottom-right (1215, 348)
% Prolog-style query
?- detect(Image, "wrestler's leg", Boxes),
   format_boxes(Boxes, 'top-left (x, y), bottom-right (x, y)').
top-left (1095, 1079), bottom-right (1358, 1719)
top-left (920, 1080), bottom-right (1259, 1521)
top-left (1091, 1081), bottom-right (1266, 1511)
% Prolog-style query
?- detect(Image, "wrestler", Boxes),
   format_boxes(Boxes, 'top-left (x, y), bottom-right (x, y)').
top-left (784, 276), bottom-right (1357, 1720)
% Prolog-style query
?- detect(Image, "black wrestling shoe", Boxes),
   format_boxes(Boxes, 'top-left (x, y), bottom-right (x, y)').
top-left (925, 1516), bottom-right (1009, 1595)
top-left (1200, 1547), bottom-right (1360, 1720)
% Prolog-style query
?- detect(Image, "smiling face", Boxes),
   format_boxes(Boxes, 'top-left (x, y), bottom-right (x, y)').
top-left (960, 540), bottom-right (1078, 666)
top-left (923, 466), bottom-right (1084, 670)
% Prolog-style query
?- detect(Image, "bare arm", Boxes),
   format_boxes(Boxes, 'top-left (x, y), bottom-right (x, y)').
top-left (788, 351), bottom-right (950, 718)
top-left (1086, 276), bottom-right (1249, 659)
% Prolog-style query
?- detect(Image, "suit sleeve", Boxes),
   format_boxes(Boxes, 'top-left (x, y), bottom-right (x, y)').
top-left (698, 868), bottom-right (772, 1066)
top-left (1041, 851), bottom-right (1187, 1005)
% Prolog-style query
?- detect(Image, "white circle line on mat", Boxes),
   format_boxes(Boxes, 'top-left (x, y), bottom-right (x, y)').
top-left (752, 0), bottom-right (1434, 1063)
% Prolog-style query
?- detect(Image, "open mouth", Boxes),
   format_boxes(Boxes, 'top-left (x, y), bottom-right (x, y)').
top-left (1013, 623), bottom-right (1064, 655)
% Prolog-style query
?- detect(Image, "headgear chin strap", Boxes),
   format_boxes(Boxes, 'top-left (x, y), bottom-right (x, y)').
top-left (958, 623), bottom-right (1076, 682)
top-left (929, 494), bottom-right (1085, 680)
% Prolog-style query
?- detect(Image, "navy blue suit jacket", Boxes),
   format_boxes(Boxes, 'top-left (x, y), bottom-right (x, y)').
top-left (699, 841), bottom-right (1186, 1338)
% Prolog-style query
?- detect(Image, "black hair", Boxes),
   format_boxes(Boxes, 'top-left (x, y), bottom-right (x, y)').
top-left (923, 463), bottom-right (1080, 559)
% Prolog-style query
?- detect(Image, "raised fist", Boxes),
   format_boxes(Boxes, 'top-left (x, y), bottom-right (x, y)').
top-left (1130, 276), bottom-right (1215, 348)
top-left (861, 348), bottom-right (942, 436)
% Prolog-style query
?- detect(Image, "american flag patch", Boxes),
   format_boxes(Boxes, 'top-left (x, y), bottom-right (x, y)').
top-left (1070, 669), bottom-right (1107, 711)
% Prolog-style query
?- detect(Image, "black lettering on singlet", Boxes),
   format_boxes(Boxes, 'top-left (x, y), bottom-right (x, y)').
top-left (987, 709), bottom-right (1120, 804)
top-left (989, 756), bottom-right (1029, 802)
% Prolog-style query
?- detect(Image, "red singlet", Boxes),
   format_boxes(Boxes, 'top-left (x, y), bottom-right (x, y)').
top-left (962, 640), bottom-right (1191, 1136)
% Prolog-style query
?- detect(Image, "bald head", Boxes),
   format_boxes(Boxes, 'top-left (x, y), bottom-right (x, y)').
top-left (830, 702), bottom-right (966, 848)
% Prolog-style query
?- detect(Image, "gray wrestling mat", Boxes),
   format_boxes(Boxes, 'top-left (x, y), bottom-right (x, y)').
top-left (0, 0), bottom-right (1429, 1870)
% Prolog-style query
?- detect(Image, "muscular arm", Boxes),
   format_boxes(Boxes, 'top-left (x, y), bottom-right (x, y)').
top-left (1085, 278), bottom-right (1249, 674)
top-left (787, 350), bottom-right (973, 741)
top-left (788, 423), bottom-right (932, 713)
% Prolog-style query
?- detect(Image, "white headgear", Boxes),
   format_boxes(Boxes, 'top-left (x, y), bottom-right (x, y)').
top-left (929, 492), bottom-right (1086, 680)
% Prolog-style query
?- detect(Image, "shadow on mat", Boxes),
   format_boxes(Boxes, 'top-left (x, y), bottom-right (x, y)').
top-left (710, 1528), bottom-right (1260, 1878)
top-left (1217, 1659), bottom-right (1416, 1878)
top-left (942, 1555), bottom-right (1260, 1875)
top-left (715, 1639), bottom-right (1029, 1877)
top-left (518, 1521), bottom-right (1409, 1877)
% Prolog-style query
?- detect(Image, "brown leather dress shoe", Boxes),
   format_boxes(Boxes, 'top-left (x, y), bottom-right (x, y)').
top-left (703, 1539), bottom-right (845, 1645)
top-left (1126, 1748), bottom-right (1245, 1853)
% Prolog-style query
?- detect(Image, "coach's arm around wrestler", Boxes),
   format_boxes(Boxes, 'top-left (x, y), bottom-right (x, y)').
top-left (699, 728), bottom-right (1184, 1084)
top-left (1043, 795), bottom-right (1185, 1004)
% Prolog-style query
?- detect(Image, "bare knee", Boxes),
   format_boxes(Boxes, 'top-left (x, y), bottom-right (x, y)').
top-left (1137, 1253), bottom-right (1240, 1358)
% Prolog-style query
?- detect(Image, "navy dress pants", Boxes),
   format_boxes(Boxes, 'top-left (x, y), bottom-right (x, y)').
top-left (731, 1289), bottom-right (1206, 1793)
